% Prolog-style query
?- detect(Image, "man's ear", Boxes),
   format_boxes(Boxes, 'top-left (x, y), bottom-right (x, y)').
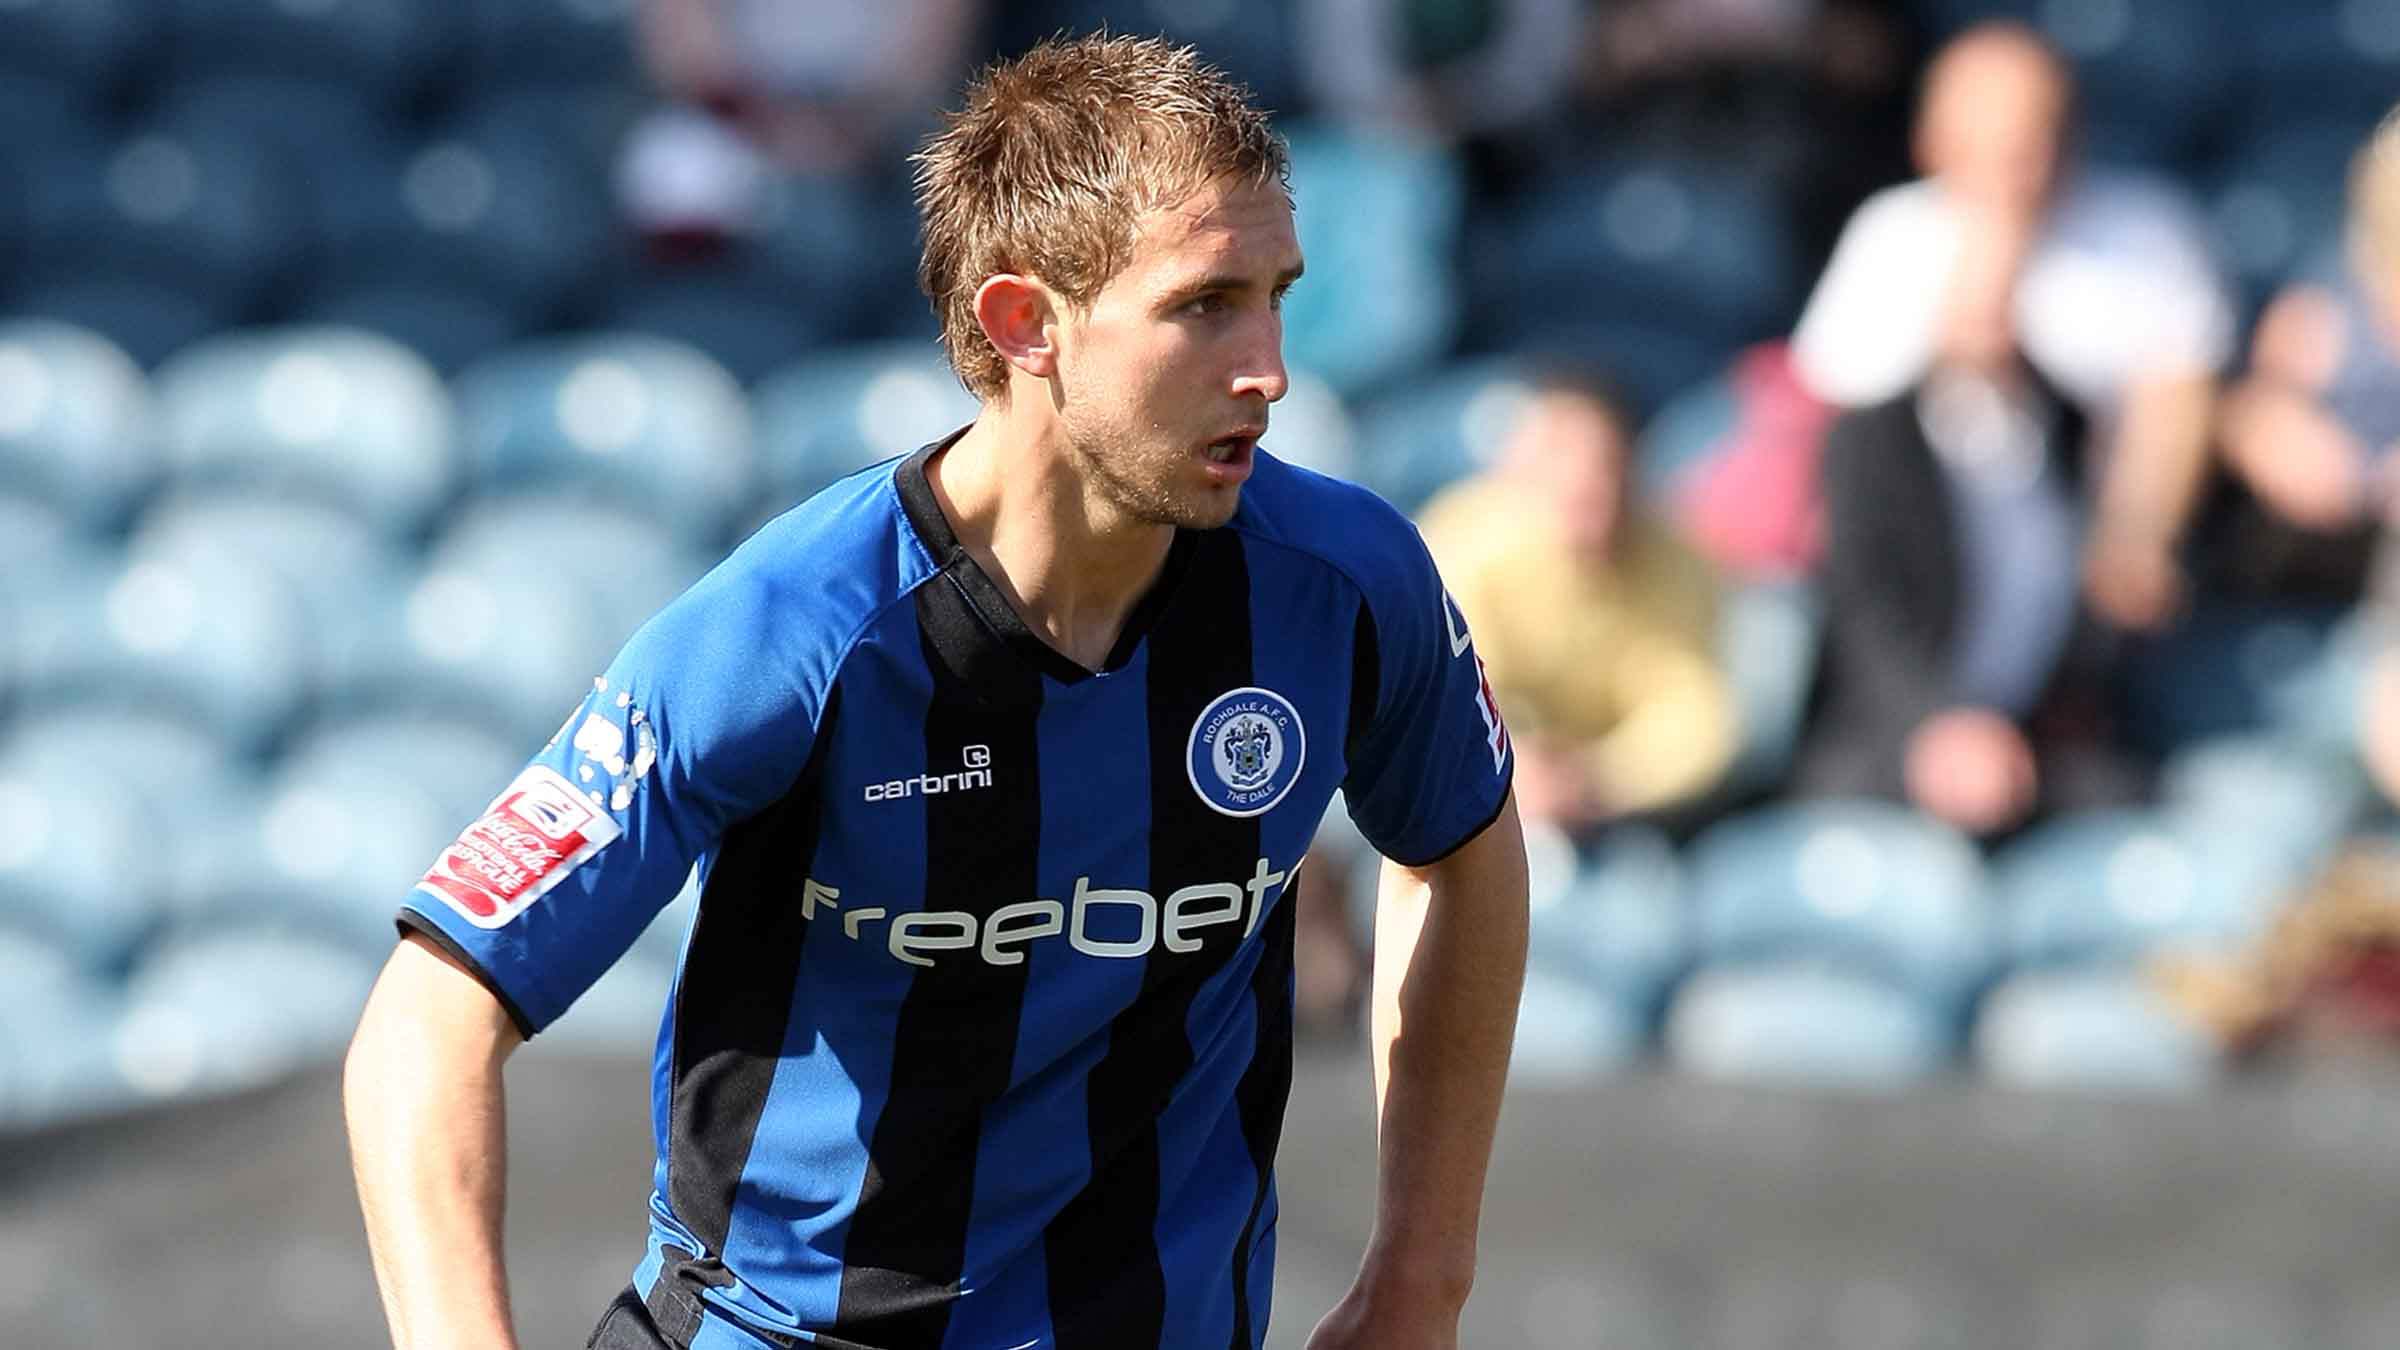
top-left (974, 274), bottom-right (1060, 382)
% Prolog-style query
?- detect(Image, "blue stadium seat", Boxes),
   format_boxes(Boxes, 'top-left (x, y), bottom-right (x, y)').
top-left (1527, 828), bottom-right (1688, 1025)
top-left (454, 333), bottom-right (757, 548)
top-left (2033, 0), bottom-right (2237, 171)
top-left (9, 279), bottom-right (226, 370)
top-left (12, 552), bottom-right (312, 759)
top-left (1974, 967), bottom-right (2219, 1094)
top-left (19, 124), bottom-right (305, 331)
top-left (1665, 965), bottom-right (1952, 1091)
top-left (0, 73), bottom-right (103, 164)
top-left (2237, 0), bottom-right (2400, 132)
top-left (322, 559), bottom-right (619, 747)
top-left (448, 82), bottom-right (650, 191)
top-left (157, 0), bottom-right (456, 108)
top-left (151, 74), bottom-right (397, 183)
top-left (112, 930), bottom-right (378, 1101)
top-left (0, 0), bottom-right (147, 92)
top-left (0, 926), bottom-right (132, 1128)
top-left (0, 318), bottom-right (158, 530)
top-left (600, 255), bottom-right (837, 386)
top-left (155, 325), bottom-right (458, 540)
top-left (753, 341), bottom-right (980, 504)
top-left (1347, 356), bottom-right (1530, 513)
top-left (1281, 124), bottom-right (1465, 396)
top-left (2118, 599), bottom-right (2350, 755)
top-left (2202, 118), bottom-right (2369, 319)
top-left (299, 285), bottom-right (526, 375)
top-left (456, 0), bottom-right (639, 89)
top-left (1467, 157), bottom-right (1803, 384)
top-left (1716, 582), bottom-right (1823, 797)
top-left (1511, 970), bottom-right (1648, 1083)
top-left (992, 0), bottom-right (1301, 115)
top-left (2158, 735), bottom-right (2367, 876)
top-left (0, 704), bottom-right (241, 807)
top-left (425, 493), bottom-right (717, 651)
top-left (1995, 807), bottom-right (2302, 970)
top-left (1633, 367), bottom-right (1740, 502)
top-left (192, 714), bottom-right (522, 952)
top-left (0, 762), bottom-right (168, 973)
top-left (1688, 800), bottom-right (1995, 1018)
top-left (307, 123), bottom-right (611, 343)
top-left (128, 492), bottom-right (417, 638)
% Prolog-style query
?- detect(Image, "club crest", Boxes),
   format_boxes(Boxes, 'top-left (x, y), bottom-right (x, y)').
top-left (1187, 686), bottom-right (1306, 818)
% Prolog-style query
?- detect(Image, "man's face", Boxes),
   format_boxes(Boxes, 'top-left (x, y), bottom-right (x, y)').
top-left (1509, 392), bottom-right (1629, 566)
top-left (1048, 175), bottom-right (1301, 530)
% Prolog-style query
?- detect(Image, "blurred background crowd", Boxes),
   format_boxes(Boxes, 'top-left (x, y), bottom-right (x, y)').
top-left (6, 0), bottom-right (2400, 1144)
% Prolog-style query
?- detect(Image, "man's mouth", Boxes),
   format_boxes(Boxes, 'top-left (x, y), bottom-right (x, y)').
top-left (1205, 427), bottom-right (1264, 465)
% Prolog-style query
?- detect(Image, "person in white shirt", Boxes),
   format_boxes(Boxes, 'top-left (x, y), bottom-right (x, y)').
top-left (1790, 20), bottom-right (2236, 634)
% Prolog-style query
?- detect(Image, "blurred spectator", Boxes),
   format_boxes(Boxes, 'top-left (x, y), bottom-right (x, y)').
top-left (616, 0), bottom-right (981, 239)
top-left (1666, 340), bottom-right (1835, 580)
top-left (1299, 0), bottom-right (1586, 144)
top-left (1417, 369), bottom-right (1738, 837)
top-left (1797, 73), bottom-right (2157, 841)
top-left (2218, 110), bottom-right (2400, 541)
top-left (2155, 843), bottom-right (2400, 1059)
top-left (1790, 21), bottom-right (2237, 634)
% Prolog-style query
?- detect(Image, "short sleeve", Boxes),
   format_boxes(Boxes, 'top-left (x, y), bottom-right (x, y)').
top-left (1340, 523), bottom-right (1515, 867)
top-left (397, 570), bottom-right (827, 1036)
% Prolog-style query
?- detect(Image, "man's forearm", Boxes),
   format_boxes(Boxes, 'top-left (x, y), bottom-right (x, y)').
top-left (1361, 799), bottom-right (1529, 1309)
top-left (345, 940), bottom-right (523, 1349)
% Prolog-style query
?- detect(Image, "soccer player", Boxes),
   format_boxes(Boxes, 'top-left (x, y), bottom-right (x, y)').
top-left (345, 34), bottom-right (1528, 1350)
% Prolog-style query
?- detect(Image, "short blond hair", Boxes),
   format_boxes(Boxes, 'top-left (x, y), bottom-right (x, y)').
top-left (912, 34), bottom-right (1290, 399)
top-left (2352, 105), bottom-right (2400, 305)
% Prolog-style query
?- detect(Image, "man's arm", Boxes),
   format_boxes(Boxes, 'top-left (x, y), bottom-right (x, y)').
top-left (1308, 793), bottom-right (1529, 1350)
top-left (345, 932), bottom-right (527, 1350)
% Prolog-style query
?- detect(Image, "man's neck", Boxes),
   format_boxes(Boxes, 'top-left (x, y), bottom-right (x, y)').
top-left (927, 409), bottom-right (1179, 672)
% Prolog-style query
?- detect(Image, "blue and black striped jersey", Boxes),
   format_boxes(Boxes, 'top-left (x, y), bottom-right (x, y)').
top-left (400, 438), bottom-right (1513, 1350)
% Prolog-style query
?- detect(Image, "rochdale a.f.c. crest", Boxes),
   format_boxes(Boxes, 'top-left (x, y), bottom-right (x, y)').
top-left (1187, 686), bottom-right (1306, 818)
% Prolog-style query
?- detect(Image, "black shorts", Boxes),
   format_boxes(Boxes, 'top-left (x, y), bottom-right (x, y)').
top-left (587, 1283), bottom-right (883, 1350)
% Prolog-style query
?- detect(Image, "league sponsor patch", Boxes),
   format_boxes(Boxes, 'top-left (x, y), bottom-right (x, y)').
top-left (1471, 652), bottom-right (1510, 775)
top-left (1187, 686), bottom-right (1307, 818)
top-left (416, 765), bottom-right (621, 929)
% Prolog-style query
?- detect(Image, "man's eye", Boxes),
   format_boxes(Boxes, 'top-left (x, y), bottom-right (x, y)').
top-left (1185, 293), bottom-right (1229, 317)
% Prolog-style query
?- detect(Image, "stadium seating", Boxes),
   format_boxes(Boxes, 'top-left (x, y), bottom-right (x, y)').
top-left (1465, 156), bottom-right (1803, 403)
top-left (1666, 964), bottom-right (1954, 1091)
top-left (1974, 966), bottom-right (2219, 1094)
top-left (1686, 800), bottom-right (1995, 1020)
top-left (753, 341), bottom-right (981, 504)
top-left (2117, 599), bottom-right (2352, 755)
top-left (156, 0), bottom-right (457, 109)
top-left (155, 325), bottom-right (459, 540)
top-left (1282, 125), bottom-right (1465, 396)
top-left (990, 0), bottom-right (1302, 115)
top-left (2235, 0), bottom-right (2400, 132)
top-left (10, 551), bottom-right (312, 759)
top-left (1526, 828), bottom-right (1689, 1024)
top-left (1715, 582), bottom-right (1824, 798)
top-left (1511, 970), bottom-right (1648, 1082)
top-left (1994, 808), bottom-right (2303, 971)
top-left (453, 333), bottom-right (756, 547)
top-left (1348, 356), bottom-right (1529, 513)
top-left (0, 760), bottom-right (169, 974)
top-left (426, 493), bottom-right (716, 650)
top-left (127, 493), bottom-right (418, 638)
top-left (111, 930), bottom-right (379, 1101)
top-left (0, 319), bottom-right (158, 530)
top-left (2201, 117), bottom-right (2370, 318)
top-left (0, 926), bottom-right (132, 1128)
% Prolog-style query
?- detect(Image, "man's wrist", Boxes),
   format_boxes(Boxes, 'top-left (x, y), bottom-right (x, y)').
top-left (1355, 1239), bottom-right (1476, 1314)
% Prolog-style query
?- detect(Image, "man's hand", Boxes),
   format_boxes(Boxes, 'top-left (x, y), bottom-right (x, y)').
top-left (1305, 1277), bottom-right (1465, 1349)
top-left (1905, 706), bottom-right (2038, 836)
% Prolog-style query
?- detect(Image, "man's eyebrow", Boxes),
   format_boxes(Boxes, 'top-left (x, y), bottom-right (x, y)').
top-left (1167, 262), bottom-right (1308, 298)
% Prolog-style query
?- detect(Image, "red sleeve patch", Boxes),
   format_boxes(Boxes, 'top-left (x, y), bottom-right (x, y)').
top-left (416, 765), bottom-right (623, 930)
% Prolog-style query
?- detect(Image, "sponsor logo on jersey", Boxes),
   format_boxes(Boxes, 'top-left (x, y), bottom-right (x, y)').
top-left (799, 856), bottom-right (1300, 968)
top-left (567, 677), bottom-right (659, 811)
top-left (417, 765), bottom-right (621, 928)
top-left (863, 744), bottom-right (995, 802)
top-left (1187, 687), bottom-right (1305, 818)
top-left (1472, 652), bottom-right (1509, 775)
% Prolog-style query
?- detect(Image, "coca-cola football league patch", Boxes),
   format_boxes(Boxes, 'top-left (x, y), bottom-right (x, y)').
top-left (417, 765), bottom-right (621, 928)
